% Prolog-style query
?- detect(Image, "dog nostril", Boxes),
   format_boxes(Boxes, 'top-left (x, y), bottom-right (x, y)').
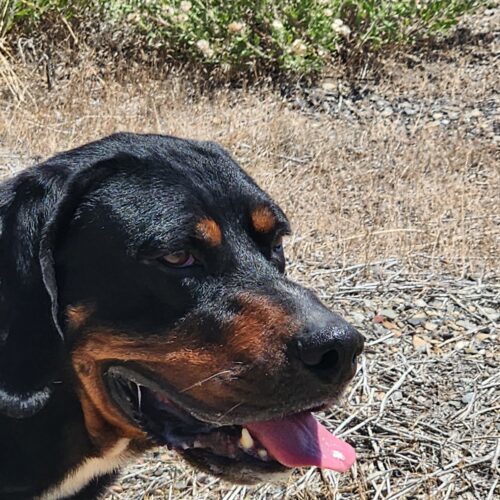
top-left (296, 322), bottom-right (364, 380)
top-left (313, 349), bottom-right (339, 372)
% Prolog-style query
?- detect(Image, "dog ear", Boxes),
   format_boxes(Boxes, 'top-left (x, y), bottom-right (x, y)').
top-left (0, 154), bottom-right (129, 418)
top-left (0, 170), bottom-right (62, 417)
top-left (39, 156), bottom-right (128, 340)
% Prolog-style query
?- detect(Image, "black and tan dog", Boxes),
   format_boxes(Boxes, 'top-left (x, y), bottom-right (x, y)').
top-left (0, 133), bottom-right (364, 499)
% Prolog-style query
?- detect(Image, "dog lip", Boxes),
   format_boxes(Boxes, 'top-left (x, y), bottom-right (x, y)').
top-left (104, 364), bottom-right (339, 428)
top-left (104, 364), bottom-right (227, 428)
top-left (103, 365), bottom-right (290, 474)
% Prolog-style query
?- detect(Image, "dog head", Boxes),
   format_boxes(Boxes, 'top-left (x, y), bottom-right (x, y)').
top-left (0, 133), bottom-right (363, 483)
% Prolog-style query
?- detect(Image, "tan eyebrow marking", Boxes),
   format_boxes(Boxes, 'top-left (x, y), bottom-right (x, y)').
top-left (66, 304), bottom-right (93, 330)
top-left (251, 206), bottom-right (276, 233)
top-left (196, 217), bottom-right (223, 246)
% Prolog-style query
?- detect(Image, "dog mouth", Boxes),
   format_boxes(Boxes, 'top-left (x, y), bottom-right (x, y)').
top-left (105, 365), bottom-right (355, 480)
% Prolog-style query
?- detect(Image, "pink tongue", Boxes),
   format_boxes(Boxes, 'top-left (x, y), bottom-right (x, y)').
top-left (246, 412), bottom-right (355, 473)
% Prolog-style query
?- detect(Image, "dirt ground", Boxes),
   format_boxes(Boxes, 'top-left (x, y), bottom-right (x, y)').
top-left (0, 5), bottom-right (498, 500)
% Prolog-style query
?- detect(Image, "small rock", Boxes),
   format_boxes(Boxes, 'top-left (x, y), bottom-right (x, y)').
top-left (408, 315), bottom-right (426, 326)
top-left (379, 308), bottom-right (398, 320)
top-left (462, 392), bottom-right (474, 404)
top-left (466, 109), bottom-right (482, 119)
top-left (381, 107), bottom-right (394, 117)
top-left (456, 319), bottom-right (477, 331)
top-left (482, 307), bottom-right (500, 322)
top-left (413, 335), bottom-right (430, 352)
top-left (321, 82), bottom-right (336, 91)
top-left (382, 320), bottom-right (398, 330)
top-left (424, 321), bottom-right (439, 332)
top-left (349, 312), bottom-right (366, 324)
top-left (374, 323), bottom-right (390, 335)
top-left (391, 390), bottom-right (403, 401)
top-left (475, 333), bottom-right (491, 342)
top-left (385, 336), bottom-right (401, 345)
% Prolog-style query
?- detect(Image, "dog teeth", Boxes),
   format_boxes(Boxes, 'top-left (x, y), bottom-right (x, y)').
top-left (136, 384), bottom-right (142, 411)
top-left (257, 449), bottom-right (268, 459)
top-left (239, 428), bottom-right (254, 450)
top-left (332, 450), bottom-right (345, 461)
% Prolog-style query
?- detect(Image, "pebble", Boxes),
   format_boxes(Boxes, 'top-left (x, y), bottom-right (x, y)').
top-left (349, 312), bottom-right (366, 324)
top-left (413, 335), bottom-right (431, 351)
top-left (414, 299), bottom-right (428, 308)
top-left (408, 316), bottom-right (426, 326)
top-left (424, 321), bottom-right (439, 332)
top-left (381, 107), bottom-right (394, 117)
top-left (392, 390), bottom-right (404, 401)
top-left (456, 319), bottom-right (477, 331)
top-left (290, 45), bottom-right (496, 141)
top-left (379, 308), bottom-right (398, 320)
top-left (462, 392), bottom-right (474, 404)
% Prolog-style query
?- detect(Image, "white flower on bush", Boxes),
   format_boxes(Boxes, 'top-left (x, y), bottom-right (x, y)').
top-left (228, 21), bottom-right (245, 34)
top-left (290, 39), bottom-right (307, 56)
top-left (126, 12), bottom-right (140, 23)
top-left (180, 1), bottom-right (192, 12)
top-left (324, 8), bottom-right (333, 17)
top-left (272, 19), bottom-right (284, 30)
top-left (174, 13), bottom-right (189, 23)
top-left (332, 18), bottom-right (351, 37)
top-left (162, 5), bottom-right (176, 17)
top-left (196, 39), bottom-right (214, 57)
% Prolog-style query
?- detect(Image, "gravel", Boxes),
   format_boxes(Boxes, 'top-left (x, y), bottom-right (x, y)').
top-left (286, 7), bottom-right (499, 143)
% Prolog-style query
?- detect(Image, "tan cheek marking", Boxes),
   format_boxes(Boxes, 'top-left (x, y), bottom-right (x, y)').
top-left (196, 217), bottom-right (223, 246)
top-left (73, 340), bottom-right (146, 446)
top-left (251, 206), bottom-right (276, 233)
top-left (72, 301), bottom-right (297, 437)
top-left (66, 304), bottom-right (93, 330)
top-left (72, 331), bottom-right (231, 434)
top-left (227, 294), bottom-right (298, 363)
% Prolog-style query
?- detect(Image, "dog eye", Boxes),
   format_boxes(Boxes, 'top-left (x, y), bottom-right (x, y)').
top-left (272, 236), bottom-right (284, 253)
top-left (162, 251), bottom-right (196, 267)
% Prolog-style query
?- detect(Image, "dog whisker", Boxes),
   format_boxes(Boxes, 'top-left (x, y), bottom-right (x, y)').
top-left (179, 369), bottom-right (237, 394)
top-left (216, 402), bottom-right (244, 422)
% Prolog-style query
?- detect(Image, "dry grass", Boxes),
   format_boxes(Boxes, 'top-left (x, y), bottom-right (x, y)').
top-left (0, 40), bottom-right (498, 499)
top-left (0, 67), bottom-right (498, 276)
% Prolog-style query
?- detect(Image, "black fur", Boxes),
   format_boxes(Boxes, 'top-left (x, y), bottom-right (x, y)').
top-left (0, 133), bottom-right (363, 498)
top-left (0, 133), bottom-right (285, 498)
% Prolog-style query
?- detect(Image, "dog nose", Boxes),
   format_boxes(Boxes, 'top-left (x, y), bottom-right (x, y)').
top-left (296, 316), bottom-right (364, 381)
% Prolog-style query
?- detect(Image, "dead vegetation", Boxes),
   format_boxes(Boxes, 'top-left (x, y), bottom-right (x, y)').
top-left (0, 7), bottom-right (498, 498)
top-left (1, 71), bottom-right (498, 275)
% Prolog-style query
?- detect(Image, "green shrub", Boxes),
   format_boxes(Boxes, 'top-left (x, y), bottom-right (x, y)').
top-left (7, 0), bottom-right (482, 77)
